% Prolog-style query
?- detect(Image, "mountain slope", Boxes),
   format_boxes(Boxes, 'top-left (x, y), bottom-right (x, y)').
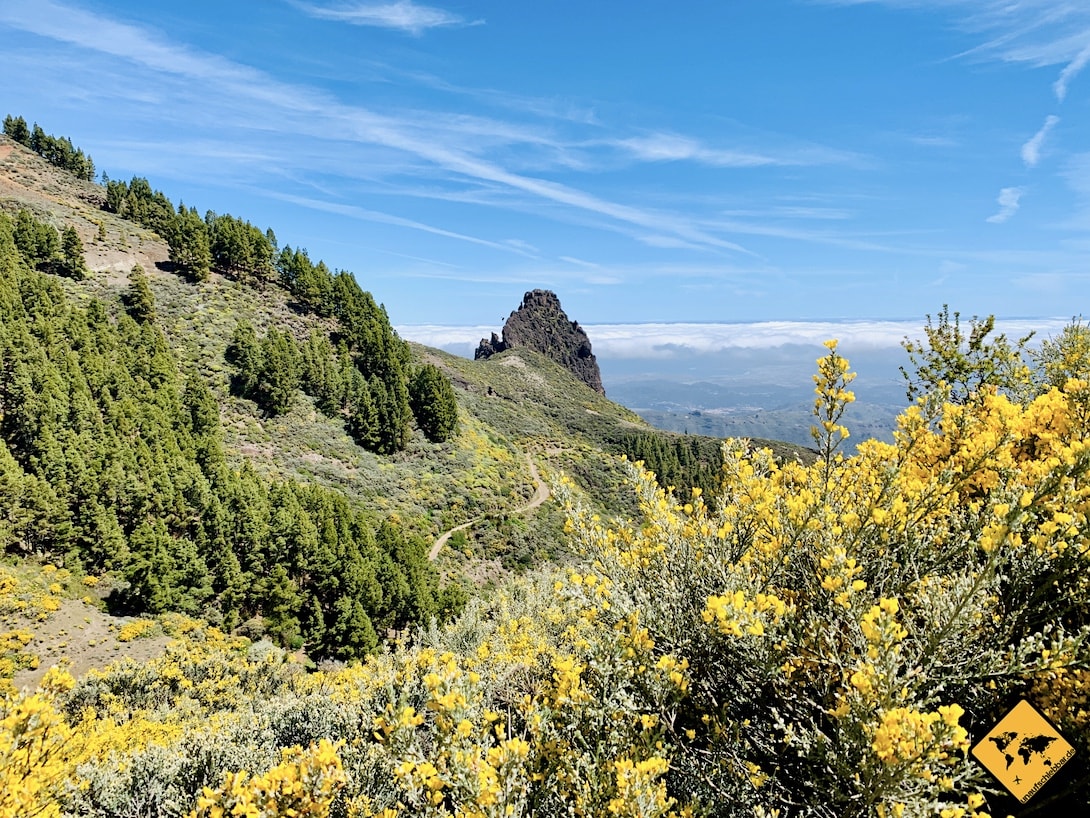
top-left (0, 127), bottom-right (822, 674)
top-left (1, 131), bottom-right (818, 675)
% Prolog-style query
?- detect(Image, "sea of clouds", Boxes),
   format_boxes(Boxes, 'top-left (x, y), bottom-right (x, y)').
top-left (397, 317), bottom-right (1075, 443)
top-left (397, 318), bottom-right (1072, 361)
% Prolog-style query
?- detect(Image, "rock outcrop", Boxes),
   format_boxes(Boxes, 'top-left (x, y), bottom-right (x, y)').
top-left (475, 289), bottom-right (605, 394)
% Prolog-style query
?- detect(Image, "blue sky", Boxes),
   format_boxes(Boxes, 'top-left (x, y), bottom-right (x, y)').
top-left (2, 0), bottom-right (1089, 328)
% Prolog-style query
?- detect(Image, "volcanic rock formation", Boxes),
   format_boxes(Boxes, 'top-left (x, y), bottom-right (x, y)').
top-left (475, 289), bottom-right (605, 394)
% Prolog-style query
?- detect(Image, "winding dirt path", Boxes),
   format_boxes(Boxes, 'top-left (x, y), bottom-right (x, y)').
top-left (428, 452), bottom-right (550, 561)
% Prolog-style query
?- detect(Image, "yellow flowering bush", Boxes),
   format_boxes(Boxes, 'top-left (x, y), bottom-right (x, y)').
top-left (0, 563), bottom-right (74, 626)
top-left (358, 573), bottom-right (692, 818)
top-left (116, 618), bottom-right (159, 642)
top-left (0, 668), bottom-right (76, 818)
top-left (558, 339), bottom-right (1089, 815)
top-left (0, 629), bottom-right (35, 695)
top-left (190, 739), bottom-right (346, 818)
top-left (5, 325), bottom-right (1090, 818)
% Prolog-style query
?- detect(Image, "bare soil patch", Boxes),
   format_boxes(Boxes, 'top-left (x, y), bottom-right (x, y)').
top-left (12, 598), bottom-right (170, 690)
top-left (0, 135), bottom-right (168, 286)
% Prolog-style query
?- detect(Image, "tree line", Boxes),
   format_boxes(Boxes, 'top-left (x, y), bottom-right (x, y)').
top-left (0, 210), bottom-right (463, 658)
top-left (101, 176), bottom-right (458, 450)
top-left (3, 115), bottom-right (96, 182)
top-left (227, 321), bottom-right (457, 450)
top-left (6, 207), bottom-right (89, 281)
top-left (611, 431), bottom-right (725, 498)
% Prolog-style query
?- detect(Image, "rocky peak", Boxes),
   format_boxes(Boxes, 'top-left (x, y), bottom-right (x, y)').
top-left (475, 289), bottom-right (605, 394)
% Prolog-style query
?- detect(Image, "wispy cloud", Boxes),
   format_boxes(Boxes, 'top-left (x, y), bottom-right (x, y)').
top-left (294, 1), bottom-right (479, 35)
top-left (393, 68), bottom-right (600, 125)
top-left (1021, 114), bottom-right (1060, 167)
top-left (0, 0), bottom-right (761, 257)
top-left (1012, 271), bottom-right (1090, 293)
top-left (986, 186), bottom-right (1023, 223)
top-left (1058, 151), bottom-right (1090, 229)
top-left (823, 2), bottom-right (1090, 80)
top-left (618, 134), bottom-right (781, 167)
top-left (720, 205), bottom-right (853, 221)
top-left (559, 256), bottom-right (602, 269)
top-left (1055, 42), bottom-right (1090, 100)
top-left (704, 217), bottom-right (908, 254)
top-left (906, 134), bottom-right (960, 148)
top-left (264, 190), bottom-right (539, 256)
top-left (614, 132), bottom-right (861, 169)
top-left (638, 235), bottom-right (710, 251)
top-left (501, 238), bottom-right (540, 256)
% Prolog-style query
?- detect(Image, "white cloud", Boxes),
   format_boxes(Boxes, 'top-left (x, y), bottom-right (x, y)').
top-left (395, 324), bottom-right (497, 351)
top-left (501, 238), bottom-right (540, 256)
top-left (1021, 115), bottom-right (1059, 167)
top-left (559, 256), bottom-right (602, 269)
top-left (720, 205), bottom-right (853, 221)
top-left (618, 134), bottom-right (778, 167)
top-left (614, 133), bottom-right (861, 169)
top-left (1058, 151), bottom-right (1090, 229)
top-left (1055, 42), bottom-right (1090, 101)
top-left (1011, 271), bottom-right (1090, 293)
top-left (986, 187), bottom-right (1024, 223)
top-left (398, 318), bottom-right (1073, 359)
top-left (295, 1), bottom-right (477, 35)
top-left (822, 2), bottom-right (1090, 74)
top-left (0, 0), bottom-right (760, 257)
top-left (265, 191), bottom-right (534, 254)
top-left (587, 321), bottom-right (922, 356)
top-left (637, 235), bottom-right (710, 251)
top-left (907, 134), bottom-right (960, 148)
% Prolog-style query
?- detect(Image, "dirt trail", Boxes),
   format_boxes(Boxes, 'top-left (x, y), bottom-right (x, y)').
top-left (428, 452), bottom-right (550, 561)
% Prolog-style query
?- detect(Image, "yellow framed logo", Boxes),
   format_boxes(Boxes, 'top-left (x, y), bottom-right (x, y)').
top-left (970, 699), bottom-right (1075, 804)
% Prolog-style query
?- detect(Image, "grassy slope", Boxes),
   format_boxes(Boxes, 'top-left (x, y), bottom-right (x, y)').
top-left (1, 134), bottom-right (812, 680)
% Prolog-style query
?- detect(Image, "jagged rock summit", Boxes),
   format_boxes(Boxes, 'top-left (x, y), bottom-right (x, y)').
top-left (476, 289), bottom-right (605, 394)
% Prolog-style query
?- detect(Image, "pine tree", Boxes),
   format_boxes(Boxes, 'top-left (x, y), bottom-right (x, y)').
top-left (2, 115), bottom-right (30, 145)
top-left (59, 226), bottom-right (88, 280)
top-left (12, 210), bottom-right (59, 268)
top-left (122, 519), bottom-right (180, 613)
top-left (257, 329), bottom-right (301, 416)
top-left (346, 371), bottom-right (379, 450)
top-left (226, 321), bottom-right (263, 397)
top-left (0, 439), bottom-right (65, 555)
top-left (324, 595), bottom-right (378, 659)
top-left (105, 178), bottom-right (128, 215)
top-left (122, 265), bottom-right (156, 322)
top-left (29, 124), bottom-right (45, 153)
top-left (409, 363), bottom-right (459, 443)
top-left (300, 593), bottom-right (326, 651)
top-left (167, 206), bottom-right (212, 282)
top-left (257, 564), bottom-right (302, 647)
top-left (183, 372), bottom-right (225, 473)
top-left (299, 330), bottom-right (343, 416)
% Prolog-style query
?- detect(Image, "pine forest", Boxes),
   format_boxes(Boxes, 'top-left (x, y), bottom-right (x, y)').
top-left (1, 119), bottom-right (1089, 818)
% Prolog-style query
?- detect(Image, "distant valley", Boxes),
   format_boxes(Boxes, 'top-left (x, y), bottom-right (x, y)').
top-left (402, 320), bottom-right (1075, 452)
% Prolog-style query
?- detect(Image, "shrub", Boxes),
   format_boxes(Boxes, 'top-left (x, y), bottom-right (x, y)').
top-left (556, 340), bottom-right (1090, 815)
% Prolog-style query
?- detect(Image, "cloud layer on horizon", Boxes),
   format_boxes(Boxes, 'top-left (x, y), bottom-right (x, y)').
top-left (398, 318), bottom-right (1073, 360)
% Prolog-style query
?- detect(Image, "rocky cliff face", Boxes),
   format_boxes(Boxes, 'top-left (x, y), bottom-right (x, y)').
top-left (475, 290), bottom-right (605, 394)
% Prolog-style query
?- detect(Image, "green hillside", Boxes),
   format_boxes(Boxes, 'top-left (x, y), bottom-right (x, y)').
top-left (0, 130), bottom-right (813, 666)
top-left (2, 127), bottom-right (1089, 817)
